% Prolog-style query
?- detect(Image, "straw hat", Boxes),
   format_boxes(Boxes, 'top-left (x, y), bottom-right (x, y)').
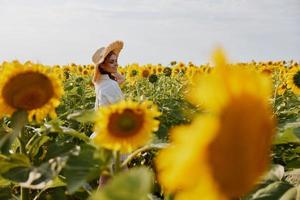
top-left (92, 40), bottom-right (124, 83)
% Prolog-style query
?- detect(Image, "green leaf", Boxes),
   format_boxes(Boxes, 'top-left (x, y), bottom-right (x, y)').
top-left (286, 158), bottom-right (300, 169)
top-left (0, 110), bottom-right (27, 154)
top-left (248, 181), bottom-right (293, 200)
top-left (90, 167), bottom-right (153, 200)
top-left (67, 110), bottom-right (96, 123)
top-left (0, 187), bottom-right (12, 200)
top-left (26, 134), bottom-right (50, 160)
top-left (7, 156), bottom-right (69, 189)
top-left (274, 128), bottom-right (300, 145)
top-left (62, 144), bottom-right (107, 194)
top-left (0, 153), bottom-right (31, 174)
top-left (2, 166), bottom-right (30, 183)
top-left (58, 126), bottom-right (90, 142)
top-left (31, 177), bottom-right (67, 200)
top-left (0, 176), bottom-right (11, 187)
top-left (45, 121), bottom-right (90, 142)
top-left (280, 186), bottom-right (300, 200)
top-left (0, 148), bottom-right (70, 189)
top-left (43, 142), bottom-right (76, 161)
top-left (77, 87), bottom-right (84, 96)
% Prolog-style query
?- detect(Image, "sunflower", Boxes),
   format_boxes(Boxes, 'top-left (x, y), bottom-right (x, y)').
top-left (82, 69), bottom-right (89, 76)
top-left (63, 66), bottom-right (71, 72)
top-left (171, 66), bottom-right (181, 77)
top-left (140, 67), bottom-right (151, 78)
top-left (77, 65), bottom-right (84, 74)
top-left (163, 67), bottom-right (172, 76)
top-left (128, 68), bottom-right (139, 78)
top-left (148, 74), bottom-right (158, 83)
top-left (259, 64), bottom-right (274, 76)
top-left (0, 61), bottom-right (64, 122)
top-left (156, 49), bottom-right (275, 200)
top-left (51, 66), bottom-right (64, 80)
top-left (277, 83), bottom-right (287, 96)
top-left (157, 66), bottom-right (163, 74)
top-left (287, 67), bottom-right (300, 95)
top-left (93, 100), bottom-right (161, 153)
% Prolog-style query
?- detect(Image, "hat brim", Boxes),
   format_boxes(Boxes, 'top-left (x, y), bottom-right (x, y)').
top-left (92, 40), bottom-right (124, 66)
top-left (92, 40), bottom-right (124, 83)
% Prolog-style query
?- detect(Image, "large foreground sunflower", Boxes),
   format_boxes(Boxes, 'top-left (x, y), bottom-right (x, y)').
top-left (287, 67), bottom-right (300, 95)
top-left (93, 100), bottom-right (161, 153)
top-left (156, 49), bottom-right (275, 200)
top-left (0, 61), bottom-right (64, 122)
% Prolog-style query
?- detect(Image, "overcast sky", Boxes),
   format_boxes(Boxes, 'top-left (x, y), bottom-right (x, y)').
top-left (0, 0), bottom-right (299, 66)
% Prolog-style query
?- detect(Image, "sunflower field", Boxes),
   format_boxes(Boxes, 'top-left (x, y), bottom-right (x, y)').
top-left (0, 49), bottom-right (300, 200)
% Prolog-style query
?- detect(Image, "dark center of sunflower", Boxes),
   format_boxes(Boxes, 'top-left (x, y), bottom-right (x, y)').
top-left (2, 72), bottom-right (54, 110)
top-left (130, 70), bottom-right (138, 76)
top-left (163, 68), bottom-right (172, 76)
top-left (207, 95), bottom-right (273, 198)
top-left (142, 70), bottom-right (150, 78)
top-left (293, 71), bottom-right (300, 88)
top-left (108, 108), bottom-right (144, 138)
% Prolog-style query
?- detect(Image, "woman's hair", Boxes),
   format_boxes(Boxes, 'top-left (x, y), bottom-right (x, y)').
top-left (97, 51), bottom-right (117, 81)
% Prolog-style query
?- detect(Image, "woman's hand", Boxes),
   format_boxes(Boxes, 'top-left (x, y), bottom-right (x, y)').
top-left (112, 72), bottom-right (125, 84)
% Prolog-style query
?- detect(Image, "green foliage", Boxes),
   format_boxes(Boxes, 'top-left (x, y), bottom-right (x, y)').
top-left (122, 75), bottom-right (199, 140)
top-left (0, 66), bottom-right (300, 200)
top-left (90, 167), bottom-right (153, 200)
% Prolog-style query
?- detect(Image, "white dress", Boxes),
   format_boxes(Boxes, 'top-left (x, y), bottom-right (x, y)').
top-left (94, 74), bottom-right (124, 109)
top-left (90, 74), bottom-right (124, 139)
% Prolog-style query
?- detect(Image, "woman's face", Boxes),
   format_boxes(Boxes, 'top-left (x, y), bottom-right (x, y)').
top-left (100, 53), bottom-right (118, 73)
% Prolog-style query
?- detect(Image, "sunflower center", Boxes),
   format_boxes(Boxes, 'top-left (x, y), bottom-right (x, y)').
top-left (142, 70), bottom-right (150, 78)
top-left (207, 95), bottom-right (273, 198)
top-left (108, 108), bottom-right (144, 137)
top-left (293, 71), bottom-right (300, 88)
top-left (2, 72), bottom-right (54, 110)
top-left (130, 70), bottom-right (138, 77)
top-left (262, 69), bottom-right (272, 75)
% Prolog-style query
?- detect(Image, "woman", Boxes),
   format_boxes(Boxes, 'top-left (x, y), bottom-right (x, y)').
top-left (90, 40), bottom-right (126, 188)
top-left (92, 40), bottom-right (125, 111)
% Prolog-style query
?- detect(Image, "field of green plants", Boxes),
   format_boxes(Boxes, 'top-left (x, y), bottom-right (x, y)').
top-left (0, 50), bottom-right (300, 200)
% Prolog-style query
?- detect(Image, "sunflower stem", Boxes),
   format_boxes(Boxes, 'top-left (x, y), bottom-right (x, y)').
top-left (114, 151), bottom-right (121, 174)
top-left (20, 131), bottom-right (30, 200)
top-left (21, 187), bottom-right (30, 200)
top-left (121, 143), bottom-right (168, 168)
top-left (11, 110), bottom-right (29, 200)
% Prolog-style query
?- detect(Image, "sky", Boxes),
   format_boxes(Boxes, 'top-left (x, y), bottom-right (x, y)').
top-left (0, 0), bottom-right (299, 66)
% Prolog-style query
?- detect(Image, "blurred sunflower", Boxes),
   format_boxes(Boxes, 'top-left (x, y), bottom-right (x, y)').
top-left (93, 100), bottom-right (161, 153)
top-left (157, 66), bottom-right (164, 74)
top-left (151, 67), bottom-right (157, 74)
top-left (148, 74), bottom-right (158, 83)
top-left (77, 65), bottom-right (83, 74)
top-left (163, 67), bottom-right (172, 76)
top-left (0, 61), bottom-right (64, 122)
top-left (259, 64), bottom-right (274, 76)
top-left (82, 69), bottom-right (89, 76)
top-left (171, 66), bottom-right (181, 77)
top-left (129, 68), bottom-right (139, 78)
top-left (287, 67), bottom-right (300, 95)
top-left (277, 83), bottom-right (287, 96)
top-left (51, 66), bottom-right (64, 80)
top-left (156, 49), bottom-right (275, 200)
top-left (140, 67), bottom-right (151, 78)
top-left (63, 66), bottom-right (71, 72)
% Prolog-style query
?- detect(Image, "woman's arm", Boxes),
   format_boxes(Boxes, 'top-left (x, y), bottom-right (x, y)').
top-left (111, 72), bottom-right (125, 84)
